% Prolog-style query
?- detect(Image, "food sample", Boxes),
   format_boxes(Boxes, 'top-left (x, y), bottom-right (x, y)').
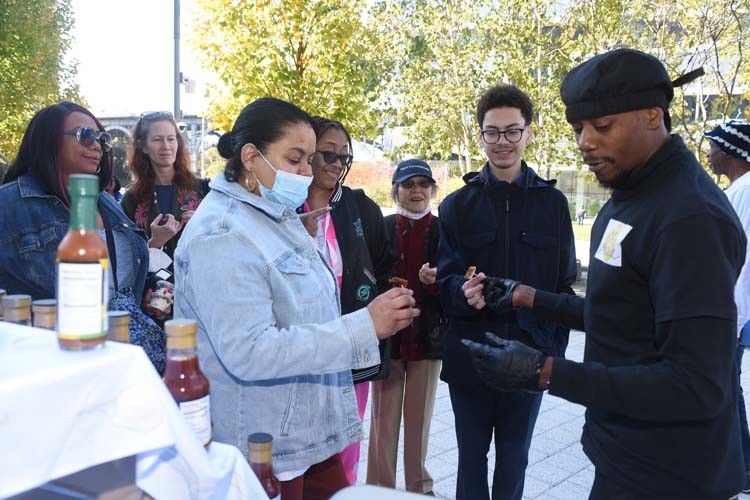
top-left (464, 266), bottom-right (477, 279)
top-left (389, 277), bottom-right (409, 288)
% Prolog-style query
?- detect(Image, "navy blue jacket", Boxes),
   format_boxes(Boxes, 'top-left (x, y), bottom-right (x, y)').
top-left (437, 163), bottom-right (576, 389)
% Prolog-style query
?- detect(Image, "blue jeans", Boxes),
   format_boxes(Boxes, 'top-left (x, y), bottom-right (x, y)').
top-left (449, 384), bottom-right (543, 500)
top-left (737, 345), bottom-right (750, 472)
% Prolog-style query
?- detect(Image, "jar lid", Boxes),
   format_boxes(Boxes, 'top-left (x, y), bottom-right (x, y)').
top-left (165, 318), bottom-right (198, 337)
top-left (247, 432), bottom-right (273, 446)
top-left (3, 294), bottom-right (32, 308)
top-left (32, 299), bottom-right (56, 312)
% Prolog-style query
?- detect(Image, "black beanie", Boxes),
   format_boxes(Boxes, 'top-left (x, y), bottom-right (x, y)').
top-left (560, 48), bottom-right (704, 125)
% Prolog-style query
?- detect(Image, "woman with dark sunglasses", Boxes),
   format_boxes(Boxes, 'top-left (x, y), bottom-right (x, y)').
top-left (120, 111), bottom-right (209, 260)
top-left (0, 102), bottom-right (165, 370)
top-left (299, 116), bottom-right (398, 485)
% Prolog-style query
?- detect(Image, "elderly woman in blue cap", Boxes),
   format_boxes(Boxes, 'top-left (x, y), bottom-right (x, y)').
top-left (367, 159), bottom-right (446, 496)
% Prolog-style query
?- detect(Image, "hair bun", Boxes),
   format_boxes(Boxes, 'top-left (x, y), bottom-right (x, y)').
top-left (217, 132), bottom-right (234, 159)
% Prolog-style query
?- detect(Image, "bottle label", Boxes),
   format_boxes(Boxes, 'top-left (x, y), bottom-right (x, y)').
top-left (179, 394), bottom-right (211, 445)
top-left (57, 260), bottom-right (108, 340)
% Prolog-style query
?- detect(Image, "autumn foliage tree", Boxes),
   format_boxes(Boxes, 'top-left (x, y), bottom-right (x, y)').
top-left (0, 0), bottom-right (80, 159)
top-left (189, 0), bottom-right (385, 138)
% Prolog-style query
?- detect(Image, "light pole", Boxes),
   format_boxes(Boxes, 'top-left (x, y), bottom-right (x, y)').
top-left (174, 0), bottom-right (181, 121)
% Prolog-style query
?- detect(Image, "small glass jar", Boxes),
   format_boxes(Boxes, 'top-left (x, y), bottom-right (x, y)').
top-left (3, 294), bottom-right (32, 326)
top-left (107, 311), bottom-right (131, 343)
top-left (32, 299), bottom-right (57, 330)
top-left (0, 289), bottom-right (6, 319)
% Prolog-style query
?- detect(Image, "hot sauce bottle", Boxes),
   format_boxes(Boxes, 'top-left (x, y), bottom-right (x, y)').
top-left (163, 319), bottom-right (211, 446)
top-left (247, 433), bottom-right (280, 499)
top-left (56, 174), bottom-right (108, 350)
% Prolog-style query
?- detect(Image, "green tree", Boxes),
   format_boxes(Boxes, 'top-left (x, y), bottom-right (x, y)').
top-left (0, 0), bottom-right (80, 159)
top-left (558, 0), bottom-right (750, 162)
top-left (372, 0), bottom-right (492, 175)
top-left (189, 0), bottom-right (385, 137)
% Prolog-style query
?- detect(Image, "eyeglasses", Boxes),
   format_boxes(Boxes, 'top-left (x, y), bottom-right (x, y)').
top-left (400, 179), bottom-right (433, 189)
top-left (140, 111), bottom-right (174, 120)
top-left (480, 128), bottom-right (525, 144)
top-left (315, 150), bottom-right (353, 168)
top-left (63, 126), bottom-right (113, 152)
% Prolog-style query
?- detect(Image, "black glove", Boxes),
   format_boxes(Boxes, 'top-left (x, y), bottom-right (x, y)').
top-left (461, 332), bottom-right (546, 392)
top-left (482, 277), bottom-right (520, 314)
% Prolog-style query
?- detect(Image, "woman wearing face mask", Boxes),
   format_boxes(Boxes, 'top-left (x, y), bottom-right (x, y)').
top-left (367, 159), bottom-right (446, 496)
top-left (0, 102), bottom-right (165, 371)
top-left (301, 116), bottom-right (397, 485)
top-left (173, 98), bottom-right (419, 500)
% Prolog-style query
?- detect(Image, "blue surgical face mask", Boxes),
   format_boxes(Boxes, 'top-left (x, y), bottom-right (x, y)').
top-left (257, 150), bottom-right (312, 209)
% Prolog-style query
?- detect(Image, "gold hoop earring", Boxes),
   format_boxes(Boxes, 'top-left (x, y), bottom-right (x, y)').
top-left (243, 172), bottom-right (257, 192)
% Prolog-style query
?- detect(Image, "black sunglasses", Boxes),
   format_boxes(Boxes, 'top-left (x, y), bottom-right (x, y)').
top-left (316, 150), bottom-right (353, 168)
top-left (140, 111), bottom-right (174, 120)
top-left (63, 126), bottom-right (113, 152)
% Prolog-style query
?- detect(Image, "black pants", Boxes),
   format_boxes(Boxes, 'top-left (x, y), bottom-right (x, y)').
top-left (449, 384), bottom-right (542, 500)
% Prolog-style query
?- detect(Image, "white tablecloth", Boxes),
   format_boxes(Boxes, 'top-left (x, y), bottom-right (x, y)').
top-left (0, 323), bottom-right (268, 499)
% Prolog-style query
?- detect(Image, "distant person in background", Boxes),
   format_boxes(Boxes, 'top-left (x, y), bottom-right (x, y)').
top-left (367, 159), bottom-right (446, 495)
top-left (121, 111), bottom-right (209, 324)
top-left (705, 119), bottom-right (750, 493)
top-left (121, 111), bottom-right (209, 260)
top-left (106, 175), bottom-right (123, 201)
top-left (576, 205), bottom-right (587, 225)
top-left (300, 116), bottom-right (397, 484)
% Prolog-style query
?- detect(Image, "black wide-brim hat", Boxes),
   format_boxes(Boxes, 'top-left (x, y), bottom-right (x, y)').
top-left (560, 48), bottom-right (704, 124)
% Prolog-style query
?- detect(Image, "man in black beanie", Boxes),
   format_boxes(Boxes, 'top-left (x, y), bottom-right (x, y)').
top-left (463, 48), bottom-right (747, 499)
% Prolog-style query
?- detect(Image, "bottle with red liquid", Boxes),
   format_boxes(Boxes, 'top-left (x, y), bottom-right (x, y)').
top-left (163, 319), bottom-right (211, 446)
top-left (247, 433), bottom-right (280, 499)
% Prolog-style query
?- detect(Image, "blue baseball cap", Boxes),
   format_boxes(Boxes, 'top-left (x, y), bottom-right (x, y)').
top-left (392, 159), bottom-right (435, 184)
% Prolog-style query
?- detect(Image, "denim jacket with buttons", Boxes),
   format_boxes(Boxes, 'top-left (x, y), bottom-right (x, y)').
top-left (173, 175), bottom-right (380, 474)
top-left (0, 174), bottom-right (149, 300)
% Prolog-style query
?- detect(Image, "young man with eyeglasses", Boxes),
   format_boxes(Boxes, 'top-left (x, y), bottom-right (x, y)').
top-left (436, 84), bottom-right (576, 500)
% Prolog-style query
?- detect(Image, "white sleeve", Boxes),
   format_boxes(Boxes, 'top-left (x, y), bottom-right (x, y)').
top-left (729, 186), bottom-right (750, 337)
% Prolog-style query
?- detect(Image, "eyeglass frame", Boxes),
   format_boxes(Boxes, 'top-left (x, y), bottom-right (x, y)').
top-left (63, 126), bottom-right (113, 153)
top-left (480, 127), bottom-right (527, 144)
top-left (315, 150), bottom-right (354, 168)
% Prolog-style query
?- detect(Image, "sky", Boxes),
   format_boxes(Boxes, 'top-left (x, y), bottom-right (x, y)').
top-left (68, 0), bottom-right (211, 118)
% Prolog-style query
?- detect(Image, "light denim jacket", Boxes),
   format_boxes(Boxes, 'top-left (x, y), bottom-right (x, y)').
top-left (173, 175), bottom-right (380, 473)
